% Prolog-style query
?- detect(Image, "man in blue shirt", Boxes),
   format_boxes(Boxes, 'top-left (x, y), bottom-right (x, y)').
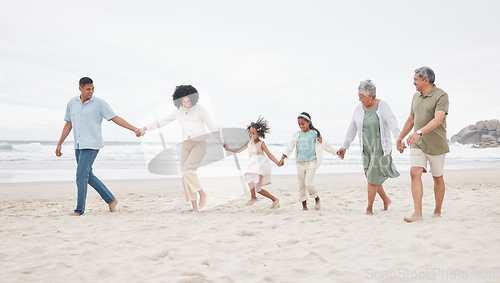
top-left (56, 77), bottom-right (139, 216)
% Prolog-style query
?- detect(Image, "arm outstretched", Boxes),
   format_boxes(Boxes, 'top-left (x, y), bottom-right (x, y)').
top-left (224, 140), bottom-right (249, 153)
top-left (261, 142), bottom-right (280, 166)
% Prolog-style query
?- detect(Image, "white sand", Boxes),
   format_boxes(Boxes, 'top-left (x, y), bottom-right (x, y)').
top-left (1, 169), bottom-right (500, 282)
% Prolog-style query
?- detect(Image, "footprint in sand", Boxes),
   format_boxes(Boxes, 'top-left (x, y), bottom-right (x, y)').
top-left (237, 230), bottom-right (258, 237)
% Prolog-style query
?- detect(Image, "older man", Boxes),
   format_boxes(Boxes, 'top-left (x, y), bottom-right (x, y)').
top-left (56, 77), bottom-right (139, 215)
top-left (397, 66), bottom-right (449, 222)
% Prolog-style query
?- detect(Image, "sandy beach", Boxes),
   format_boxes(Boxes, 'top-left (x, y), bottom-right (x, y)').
top-left (1, 169), bottom-right (499, 282)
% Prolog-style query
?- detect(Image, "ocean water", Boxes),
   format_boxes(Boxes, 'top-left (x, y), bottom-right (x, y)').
top-left (0, 140), bottom-right (500, 183)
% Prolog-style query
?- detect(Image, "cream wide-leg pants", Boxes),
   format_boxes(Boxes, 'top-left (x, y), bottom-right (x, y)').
top-left (180, 139), bottom-right (207, 201)
top-left (296, 160), bottom-right (318, 202)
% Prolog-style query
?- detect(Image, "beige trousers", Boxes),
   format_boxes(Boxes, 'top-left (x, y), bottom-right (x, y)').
top-left (181, 140), bottom-right (206, 201)
top-left (297, 160), bottom-right (318, 202)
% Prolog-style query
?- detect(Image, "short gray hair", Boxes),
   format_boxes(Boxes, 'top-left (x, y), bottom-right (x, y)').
top-left (414, 66), bottom-right (435, 84)
top-left (358, 79), bottom-right (376, 99)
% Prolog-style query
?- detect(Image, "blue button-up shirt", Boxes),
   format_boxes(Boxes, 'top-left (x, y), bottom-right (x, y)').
top-left (64, 96), bottom-right (116, 149)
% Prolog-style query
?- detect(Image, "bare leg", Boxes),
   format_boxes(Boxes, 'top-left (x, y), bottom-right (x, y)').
top-left (246, 184), bottom-right (258, 205)
top-left (366, 182), bottom-right (377, 215)
top-left (250, 186), bottom-right (257, 199)
top-left (108, 199), bottom-right (118, 212)
top-left (191, 200), bottom-right (199, 212)
top-left (377, 185), bottom-right (391, 211)
top-left (433, 175), bottom-right (445, 217)
top-left (258, 189), bottom-right (279, 209)
top-left (198, 189), bottom-right (207, 209)
top-left (314, 197), bottom-right (321, 210)
top-left (259, 189), bottom-right (277, 201)
top-left (302, 200), bottom-right (308, 210)
top-left (404, 167), bottom-right (424, 222)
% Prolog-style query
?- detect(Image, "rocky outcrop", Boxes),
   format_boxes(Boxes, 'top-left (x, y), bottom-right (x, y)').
top-left (451, 119), bottom-right (500, 148)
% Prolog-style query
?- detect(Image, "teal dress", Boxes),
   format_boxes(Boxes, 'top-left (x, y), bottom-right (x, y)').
top-left (297, 130), bottom-right (318, 162)
top-left (362, 103), bottom-right (400, 185)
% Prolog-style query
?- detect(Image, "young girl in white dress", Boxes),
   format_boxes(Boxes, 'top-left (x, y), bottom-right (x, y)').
top-left (224, 117), bottom-right (281, 209)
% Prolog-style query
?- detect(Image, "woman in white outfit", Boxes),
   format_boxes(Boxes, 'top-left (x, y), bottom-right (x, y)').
top-left (139, 85), bottom-right (225, 212)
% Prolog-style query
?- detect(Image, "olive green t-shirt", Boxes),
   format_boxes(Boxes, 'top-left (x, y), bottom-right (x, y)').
top-left (410, 86), bottom-right (450, 155)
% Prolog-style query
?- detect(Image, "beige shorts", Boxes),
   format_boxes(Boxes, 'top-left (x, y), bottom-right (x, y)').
top-left (410, 148), bottom-right (446, 177)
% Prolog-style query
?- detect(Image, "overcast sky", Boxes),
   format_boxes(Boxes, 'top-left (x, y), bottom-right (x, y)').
top-left (1, 0), bottom-right (499, 144)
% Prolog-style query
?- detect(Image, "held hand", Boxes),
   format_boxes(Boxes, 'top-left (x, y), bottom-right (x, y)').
top-left (278, 160), bottom-right (284, 167)
top-left (397, 139), bottom-right (406, 153)
top-left (135, 127), bottom-right (146, 137)
top-left (222, 142), bottom-right (228, 150)
top-left (55, 145), bottom-right (62, 157)
top-left (336, 148), bottom-right (346, 160)
top-left (406, 133), bottom-right (421, 147)
top-left (278, 155), bottom-right (287, 166)
top-left (318, 137), bottom-right (323, 143)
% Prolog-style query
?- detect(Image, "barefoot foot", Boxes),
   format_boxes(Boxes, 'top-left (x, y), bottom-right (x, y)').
top-left (198, 192), bottom-right (207, 209)
top-left (384, 199), bottom-right (392, 211)
top-left (404, 214), bottom-right (423, 222)
top-left (108, 199), bottom-right (118, 212)
top-left (365, 209), bottom-right (374, 215)
top-left (270, 199), bottom-right (280, 209)
top-left (71, 212), bottom-right (82, 216)
top-left (246, 198), bottom-right (258, 205)
top-left (315, 197), bottom-right (321, 210)
top-left (433, 209), bottom-right (441, 217)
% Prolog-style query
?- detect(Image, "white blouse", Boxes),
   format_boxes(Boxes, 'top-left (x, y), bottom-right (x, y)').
top-left (146, 104), bottom-right (224, 142)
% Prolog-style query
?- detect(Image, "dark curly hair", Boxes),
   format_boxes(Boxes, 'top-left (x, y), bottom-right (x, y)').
top-left (298, 112), bottom-right (321, 138)
top-left (172, 85), bottom-right (199, 108)
top-left (247, 116), bottom-right (270, 139)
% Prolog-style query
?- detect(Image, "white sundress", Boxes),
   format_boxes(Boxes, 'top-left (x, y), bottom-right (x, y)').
top-left (244, 139), bottom-right (272, 187)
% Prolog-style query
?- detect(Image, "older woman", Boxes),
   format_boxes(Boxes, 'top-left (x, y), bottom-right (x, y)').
top-left (139, 85), bottom-right (225, 212)
top-left (337, 80), bottom-right (401, 215)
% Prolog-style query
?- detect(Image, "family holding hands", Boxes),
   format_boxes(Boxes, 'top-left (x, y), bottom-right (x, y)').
top-left (57, 66), bottom-right (449, 223)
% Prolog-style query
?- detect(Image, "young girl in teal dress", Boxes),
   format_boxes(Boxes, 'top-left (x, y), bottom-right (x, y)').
top-left (279, 112), bottom-right (338, 210)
